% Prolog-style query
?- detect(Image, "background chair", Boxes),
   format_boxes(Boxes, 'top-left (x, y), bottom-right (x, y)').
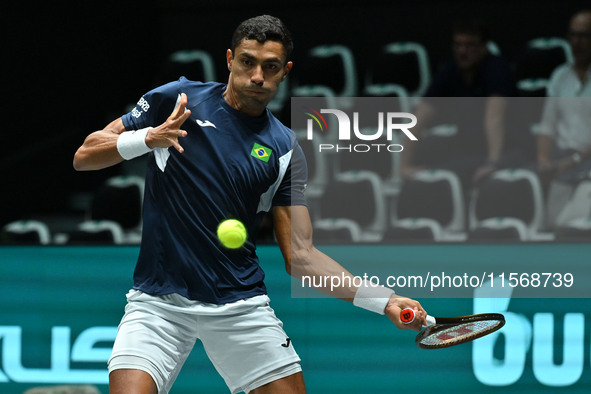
top-left (555, 217), bottom-right (591, 241)
top-left (158, 49), bottom-right (217, 84)
top-left (1, 220), bottom-right (51, 244)
top-left (553, 180), bottom-right (591, 241)
top-left (387, 169), bottom-right (466, 242)
top-left (67, 220), bottom-right (125, 245)
top-left (515, 37), bottom-right (573, 97)
top-left (332, 133), bottom-right (401, 196)
top-left (292, 44), bottom-right (358, 110)
top-left (467, 217), bottom-right (528, 241)
top-left (553, 180), bottom-right (591, 228)
top-left (90, 175), bottom-right (144, 231)
top-left (468, 168), bottom-right (549, 241)
top-left (313, 170), bottom-right (386, 243)
top-left (385, 218), bottom-right (444, 242)
top-left (364, 42), bottom-right (431, 99)
top-left (70, 175), bottom-right (145, 244)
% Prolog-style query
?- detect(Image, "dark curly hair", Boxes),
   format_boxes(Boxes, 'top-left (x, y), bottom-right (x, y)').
top-left (231, 15), bottom-right (293, 64)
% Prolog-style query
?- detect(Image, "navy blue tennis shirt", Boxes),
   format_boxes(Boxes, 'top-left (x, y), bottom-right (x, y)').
top-left (121, 78), bottom-right (308, 304)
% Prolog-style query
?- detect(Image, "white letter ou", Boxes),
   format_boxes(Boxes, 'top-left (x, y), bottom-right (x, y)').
top-left (387, 112), bottom-right (418, 141)
top-left (532, 313), bottom-right (584, 386)
top-left (321, 109), bottom-right (351, 140)
top-left (472, 281), bottom-right (530, 386)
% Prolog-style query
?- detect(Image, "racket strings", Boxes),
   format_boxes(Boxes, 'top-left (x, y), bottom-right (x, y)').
top-left (419, 319), bottom-right (502, 347)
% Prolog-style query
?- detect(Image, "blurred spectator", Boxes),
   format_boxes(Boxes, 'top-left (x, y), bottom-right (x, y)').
top-left (401, 18), bottom-right (519, 189)
top-left (537, 10), bottom-right (591, 229)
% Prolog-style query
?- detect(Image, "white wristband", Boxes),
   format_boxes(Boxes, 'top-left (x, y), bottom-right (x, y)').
top-left (353, 279), bottom-right (395, 315)
top-left (117, 127), bottom-right (153, 160)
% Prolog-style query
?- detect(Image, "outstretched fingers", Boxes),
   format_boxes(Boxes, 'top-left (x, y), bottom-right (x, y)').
top-left (145, 93), bottom-right (191, 153)
top-left (172, 129), bottom-right (188, 153)
top-left (167, 93), bottom-right (191, 153)
top-left (170, 93), bottom-right (192, 126)
top-left (172, 93), bottom-right (187, 117)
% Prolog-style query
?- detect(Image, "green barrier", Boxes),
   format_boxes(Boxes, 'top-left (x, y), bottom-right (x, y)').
top-left (0, 245), bottom-right (589, 393)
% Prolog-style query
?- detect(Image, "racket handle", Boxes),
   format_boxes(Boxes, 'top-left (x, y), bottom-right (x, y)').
top-left (400, 308), bottom-right (436, 326)
top-left (400, 307), bottom-right (416, 324)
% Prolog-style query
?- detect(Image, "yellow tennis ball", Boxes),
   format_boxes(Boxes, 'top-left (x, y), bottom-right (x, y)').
top-left (217, 219), bottom-right (247, 249)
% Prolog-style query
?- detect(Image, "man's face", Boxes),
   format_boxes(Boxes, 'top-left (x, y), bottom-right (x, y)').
top-left (568, 13), bottom-right (591, 67)
top-left (226, 38), bottom-right (292, 116)
top-left (452, 33), bottom-right (487, 71)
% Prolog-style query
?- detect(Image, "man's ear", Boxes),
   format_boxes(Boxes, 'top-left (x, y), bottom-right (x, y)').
top-left (226, 49), bottom-right (233, 71)
top-left (282, 61), bottom-right (293, 81)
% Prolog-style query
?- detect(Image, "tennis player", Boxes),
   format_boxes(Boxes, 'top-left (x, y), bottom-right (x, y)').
top-left (73, 15), bottom-right (427, 394)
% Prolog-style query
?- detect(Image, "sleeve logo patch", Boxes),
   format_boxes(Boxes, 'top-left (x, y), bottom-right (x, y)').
top-left (131, 97), bottom-right (150, 119)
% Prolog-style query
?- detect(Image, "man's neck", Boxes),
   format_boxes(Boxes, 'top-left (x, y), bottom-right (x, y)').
top-left (222, 86), bottom-right (265, 117)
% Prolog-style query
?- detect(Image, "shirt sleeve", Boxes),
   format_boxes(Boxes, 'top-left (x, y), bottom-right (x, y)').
top-left (272, 139), bottom-right (308, 207)
top-left (121, 80), bottom-right (181, 131)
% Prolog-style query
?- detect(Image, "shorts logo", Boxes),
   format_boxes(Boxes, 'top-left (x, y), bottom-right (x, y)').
top-left (281, 338), bottom-right (291, 347)
top-left (251, 143), bottom-right (272, 163)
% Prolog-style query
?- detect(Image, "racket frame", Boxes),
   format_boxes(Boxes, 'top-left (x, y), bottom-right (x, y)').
top-left (415, 313), bottom-right (505, 349)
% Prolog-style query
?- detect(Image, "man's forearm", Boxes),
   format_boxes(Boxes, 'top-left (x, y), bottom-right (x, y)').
top-left (537, 134), bottom-right (554, 163)
top-left (73, 128), bottom-right (126, 171)
top-left (484, 96), bottom-right (506, 163)
top-left (290, 246), bottom-right (359, 301)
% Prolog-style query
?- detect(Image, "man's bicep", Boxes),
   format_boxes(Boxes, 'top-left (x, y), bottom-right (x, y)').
top-left (273, 205), bottom-right (291, 252)
top-left (104, 117), bottom-right (126, 134)
top-left (273, 205), bottom-right (293, 272)
top-left (290, 205), bottom-right (314, 245)
top-left (273, 205), bottom-right (313, 244)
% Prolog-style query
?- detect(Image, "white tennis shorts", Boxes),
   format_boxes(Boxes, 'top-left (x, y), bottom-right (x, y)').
top-left (108, 290), bottom-right (302, 393)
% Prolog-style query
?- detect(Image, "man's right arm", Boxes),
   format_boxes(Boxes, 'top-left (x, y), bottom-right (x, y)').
top-left (73, 118), bottom-right (127, 171)
top-left (73, 93), bottom-right (191, 171)
top-left (273, 205), bottom-right (427, 331)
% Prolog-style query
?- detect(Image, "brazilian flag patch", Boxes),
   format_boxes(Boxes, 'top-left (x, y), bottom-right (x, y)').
top-left (251, 143), bottom-right (272, 163)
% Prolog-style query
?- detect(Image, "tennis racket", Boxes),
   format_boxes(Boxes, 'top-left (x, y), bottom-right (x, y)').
top-left (400, 308), bottom-right (505, 349)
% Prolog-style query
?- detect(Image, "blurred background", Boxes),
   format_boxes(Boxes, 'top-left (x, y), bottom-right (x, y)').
top-left (2, 2), bottom-right (591, 393)
top-left (2, 0), bottom-right (591, 245)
